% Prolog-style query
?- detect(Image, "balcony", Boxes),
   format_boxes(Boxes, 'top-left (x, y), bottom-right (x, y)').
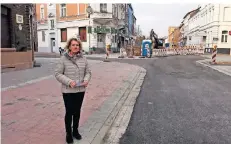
top-left (91, 11), bottom-right (112, 19)
top-left (91, 11), bottom-right (113, 25)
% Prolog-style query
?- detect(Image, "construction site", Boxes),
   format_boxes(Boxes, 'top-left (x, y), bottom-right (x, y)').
top-left (118, 29), bottom-right (205, 58)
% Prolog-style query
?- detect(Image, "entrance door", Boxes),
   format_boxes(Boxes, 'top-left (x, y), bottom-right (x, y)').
top-left (97, 33), bottom-right (105, 49)
top-left (1, 6), bottom-right (11, 48)
top-left (51, 38), bottom-right (55, 52)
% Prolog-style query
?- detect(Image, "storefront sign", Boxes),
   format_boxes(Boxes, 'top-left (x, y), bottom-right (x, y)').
top-left (88, 26), bottom-right (117, 34)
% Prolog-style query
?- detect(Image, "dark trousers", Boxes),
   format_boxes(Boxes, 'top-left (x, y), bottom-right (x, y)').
top-left (63, 92), bottom-right (85, 134)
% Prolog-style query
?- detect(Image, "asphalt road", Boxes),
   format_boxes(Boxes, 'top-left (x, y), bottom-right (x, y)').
top-left (89, 56), bottom-right (231, 144)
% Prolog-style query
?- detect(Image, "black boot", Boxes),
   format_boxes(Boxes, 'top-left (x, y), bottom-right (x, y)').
top-left (66, 133), bottom-right (73, 143)
top-left (73, 129), bottom-right (82, 140)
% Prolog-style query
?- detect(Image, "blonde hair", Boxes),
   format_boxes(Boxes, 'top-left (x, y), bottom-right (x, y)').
top-left (65, 38), bottom-right (82, 52)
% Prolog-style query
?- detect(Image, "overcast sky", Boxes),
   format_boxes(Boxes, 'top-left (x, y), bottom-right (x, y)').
top-left (133, 3), bottom-right (200, 37)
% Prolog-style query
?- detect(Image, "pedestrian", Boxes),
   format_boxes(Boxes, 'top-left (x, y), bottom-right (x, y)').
top-left (54, 38), bottom-right (91, 143)
top-left (59, 47), bottom-right (62, 56)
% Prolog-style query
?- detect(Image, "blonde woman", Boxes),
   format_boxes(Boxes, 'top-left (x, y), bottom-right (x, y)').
top-left (55, 38), bottom-right (91, 143)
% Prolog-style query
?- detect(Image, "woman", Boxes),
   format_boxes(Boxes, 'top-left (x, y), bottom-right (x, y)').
top-left (55, 38), bottom-right (91, 143)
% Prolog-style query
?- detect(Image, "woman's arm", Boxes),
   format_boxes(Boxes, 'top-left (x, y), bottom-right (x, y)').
top-left (54, 57), bottom-right (73, 86)
top-left (83, 58), bottom-right (92, 83)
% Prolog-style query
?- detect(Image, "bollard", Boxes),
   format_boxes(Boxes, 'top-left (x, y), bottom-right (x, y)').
top-left (211, 45), bottom-right (217, 64)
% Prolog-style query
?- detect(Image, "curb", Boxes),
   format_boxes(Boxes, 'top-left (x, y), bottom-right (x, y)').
top-left (77, 67), bottom-right (146, 144)
top-left (196, 60), bottom-right (231, 77)
top-left (103, 68), bottom-right (146, 144)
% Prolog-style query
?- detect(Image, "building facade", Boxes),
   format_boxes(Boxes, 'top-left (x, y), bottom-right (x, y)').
top-left (36, 3), bottom-right (121, 53)
top-left (182, 4), bottom-right (231, 55)
top-left (168, 26), bottom-right (177, 47)
top-left (127, 4), bottom-right (134, 43)
top-left (117, 4), bottom-right (127, 49)
top-left (172, 27), bottom-right (181, 48)
top-left (1, 4), bottom-right (36, 72)
top-left (36, 3), bottom-right (89, 53)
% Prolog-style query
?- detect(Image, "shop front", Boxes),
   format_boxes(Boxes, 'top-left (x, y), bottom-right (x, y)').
top-left (88, 25), bottom-right (118, 53)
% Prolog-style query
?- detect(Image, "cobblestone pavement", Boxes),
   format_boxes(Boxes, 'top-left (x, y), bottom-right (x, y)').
top-left (1, 58), bottom-right (141, 144)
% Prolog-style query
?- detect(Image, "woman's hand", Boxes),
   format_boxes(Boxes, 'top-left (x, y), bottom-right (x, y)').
top-left (82, 81), bottom-right (88, 87)
top-left (70, 81), bottom-right (76, 88)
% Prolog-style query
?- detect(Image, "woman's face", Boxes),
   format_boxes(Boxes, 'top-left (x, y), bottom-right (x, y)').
top-left (69, 40), bottom-right (80, 53)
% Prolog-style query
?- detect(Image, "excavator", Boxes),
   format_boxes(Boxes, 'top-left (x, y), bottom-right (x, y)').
top-left (149, 29), bottom-right (164, 49)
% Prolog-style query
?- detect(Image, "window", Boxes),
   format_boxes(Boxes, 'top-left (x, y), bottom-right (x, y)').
top-left (100, 3), bottom-right (107, 13)
top-left (112, 4), bottom-right (117, 17)
top-left (221, 30), bottom-right (228, 43)
top-left (223, 7), bottom-right (231, 21)
top-left (61, 28), bottom-right (67, 42)
top-left (112, 4), bottom-right (115, 16)
top-left (79, 27), bottom-right (87, 42)
top-left (50, 19), bottom-right (54, 29)
top-left (60, 4), bottom-right (66, 17)
top-left (42, 31), bottom-right (45, 42)
top-left (40, 6), bottom-right (44, 19)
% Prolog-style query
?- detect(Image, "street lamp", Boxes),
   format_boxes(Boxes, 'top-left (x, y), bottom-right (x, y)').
top-left (86, 5), bottom-right (93, 17)
top-left (86, 5), bottom-right (93, 53)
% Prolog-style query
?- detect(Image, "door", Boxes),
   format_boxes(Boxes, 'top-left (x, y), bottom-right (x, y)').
top-left (142, 42), bottom-right (147, 56)
top-left (1, 6), bottom-right (11, 48)
top-left (142, 41), bottom-right (152, 57)
top-left (97, 33), bottom-right (105, 49)
top-left (51, 38), bottom-right (55, 52)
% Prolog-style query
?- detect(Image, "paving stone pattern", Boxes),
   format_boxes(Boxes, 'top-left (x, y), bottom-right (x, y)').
top-left (1, 60), bottom-right (141, 144)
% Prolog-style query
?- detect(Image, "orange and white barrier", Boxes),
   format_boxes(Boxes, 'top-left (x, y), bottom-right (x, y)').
top-left (152, 46), bottom-right (205, 57)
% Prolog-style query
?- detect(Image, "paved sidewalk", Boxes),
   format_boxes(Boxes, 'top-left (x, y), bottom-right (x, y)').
top-left (197, 55), bottom-right (231, 77)
top-left (201, 54), bottom-right (231, 62)
top-left (1, 60), bottom-right (144, 144)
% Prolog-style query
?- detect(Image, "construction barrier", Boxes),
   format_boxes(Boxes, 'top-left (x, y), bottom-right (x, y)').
top-left (153, 49), bottom-right (167, 57)
top-left (211, 45), bottom-right (217, 64)
top-left (152, 47), bottom-right (205, 57)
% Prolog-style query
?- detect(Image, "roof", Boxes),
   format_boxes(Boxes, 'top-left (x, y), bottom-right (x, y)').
top-left (189, 7), bottom-right (201, 19)
top-left (179, 23), bottom-right (184, 29)
top-left (183, 7), bottom-right (201, 19)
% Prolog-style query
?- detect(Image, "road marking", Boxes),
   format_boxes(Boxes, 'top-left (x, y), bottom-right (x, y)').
top-left (1, 75), bottom-right (54, 92)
